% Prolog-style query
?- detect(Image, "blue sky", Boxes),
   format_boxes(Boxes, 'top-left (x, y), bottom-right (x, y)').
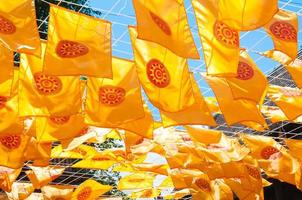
top-left (89, 0), bottom-right (302, 120)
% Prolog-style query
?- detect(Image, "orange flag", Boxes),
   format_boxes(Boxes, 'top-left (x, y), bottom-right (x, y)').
top-left (43, 5), bottom-right (112, 77)
top-left (26, 166), bottom-right (65, 189)
top-left (24, 137), bottom-right (52, 167)
top-left (185, 126), bottom-right (222, 145)
top-left (0, 46), bottom-right (13, 97)
top-left (51, 144), bottom-right (97, 159)
top-left (5, 182), bottom-right (34, 200)
top-left (217, 0), bottom-right (278, 30)
top-left (160, 74), bottom-right (216, 127)
top-left (19, 42), bottom-right (82, 117)
top-left (193, 0), bottom-right (240, 76)
top-left (118, 173), bottom-right (155, 190)
top-left (261, 106), bottom-right (288, 123)
top-left (85, 57), bottom-right (144, 126)
top-left (0, 0), bottom-right (41, 56)
top-left (129, 26), bottom-right (195, 112)
top-left (0, 167), bottom-right (22, 192)
top-left (203, 75), bottom-right (267, 128)
top-left (132, 0), bottom-right (199, 59)
top-left (264, 9), bottom-right (298, 59)
top-left (41, 185), bottom-right (75, 200)
top-left (226, 50), bottom-right (268, 104)
top-left (71, 179), bottom-right (112, 200)
top-left (267, 85), bottom-right (302, 120)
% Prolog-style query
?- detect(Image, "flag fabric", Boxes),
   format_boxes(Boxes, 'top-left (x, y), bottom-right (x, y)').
top-left (118, 173), bottom-right (155, 190)
top-left (261, 106), bottom-right (288, 123)
top-left (41, 185), bottom-right (75, 200)
top-left (267, 85), bottom-right (302, 120)
top-left (35, 114), bottom-right (87, 143)
top-left (160, 74), bottom-right (216, 127)
top-left (51, 144), bottom-right (97, 159)
top-left (163, 189), bottom-right (192, 199)
top-left (217, 0), bottom-right (278, 31)
top-left (72, 158), bottom-right (116, 170)
top-left (130, 189), bottom-right (160, 199)
top-left (132, 0), bottom-right (199, 59)
top-left (24, 137), bottom-right (52, 167)
top-left (43, 5), bottom-right (112, 77)
top-left (85, 57), bottom-right (145, 127)
top-left (19, 42), bottom-right (82, 117)
top-left (203, 75), bottom-right (267, 128)
top-left (0, 46), bottom-right (13, 97)
top-left (0, 167), bottom-right (22, 192)
top-left (185, 126), bottom-right (222, 145)
top-left (5, 182), bottom-right (34, 200)
top-left (0, 0), bottom-right (41, 56)
top-left (131, 163), bottom-right (169, 176)
top-left (192, 0), bottom-right (240, 76)
top-left (226, 50), bottom-right (268, 104)
top-left (264, 9), bottom-right (298, 59)
top-left (26, 166), bottom-right (65, 189)
top-left (285, 59), bottom-right (302, 89)
top-left (129, 26), bottom-right (195, 112)
top-left (71, 179), bottom-right (112, 200)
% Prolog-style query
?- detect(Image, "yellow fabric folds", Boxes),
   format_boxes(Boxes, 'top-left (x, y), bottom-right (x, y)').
top-left (217, 0), bottom-right (278, 30)
top-left (41, 185), bottom-right (75, 200)
top-left (0, 46), bottom-right (13, 97)
top-left (267, 85), bottom-right (302, 120)
top-left (264, 9), bottom-right (298, 59)
top-left (129, 26), bottom-right (195, 112)
top-left (19, 42), bottom-right (82, 117)
top-left (85, 57), bottom-right (144, 127)
top-left (118, 173), bottom-right (155, 190)
top-left (0, 0), bottom-right (41, 56)
top-left (193, 0), bottom-right (240, 76)
top-left (43, 5), bottom-right (112, 77)
top-left (130, 189), bottom-right (160, 199)
top-left (132, 0), bottom-right (199, 59)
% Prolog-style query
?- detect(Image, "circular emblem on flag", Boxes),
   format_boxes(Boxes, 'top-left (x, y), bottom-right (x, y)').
top-left (99, 86), bottom-right (126, 106)
top-left (149, 11), bottom-right (171, 35)
top-left (236, 61), bottom-right (254, 80)
top-left (146, 59), bottom-right (170, 88)
top-left (195, 178), bottom-right (211, 192)
top-left (92, 156), bottom-right (111, 161)
top-left (280, 87), bottom-right (302, 97)
top-left (56, 40), bottom-right (89, 58)
top-left (270, 21), bottom-right (297, 42)
top-left (261, 146), bottom-right (282, 160)
top-left (0, 135), bottom-right (21, 149)
top-left (34, 73), bottom-right (62, 95)
top-left (214, 21), bottom-right (239, 48)
top-left (128, 178), bottom-right (145, 183)
top-left (245, 165), bottom-right (261, 179)
top-left (49, 116), bottom-right (70, 125)
top-left (0, 96), bottom-right (7, 109)
top-left (135, 137), bottom-right (145, 145)
top-left (0, 16), bottom-right (16, 34)
top-left (77, 187), bottom-right (92, 200)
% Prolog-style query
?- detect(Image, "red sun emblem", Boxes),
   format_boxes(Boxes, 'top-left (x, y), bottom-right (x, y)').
top-left (77, 187), bottom-right (92, 200)
top-left (245, 165), bottom-right (261, 179)
top-left (149, 11), bottom-right (171, 35)
top-left (214, 21), bottom-right (239, 48)
top-left (146, 59), bottom-right (170, 88)
top-left (56, 40), bottom-right (89, 58)
top-left (49, 116), bottom-right (70, 125)
top-left (0, 96), bottom-right (7, 109)
top-left (195, 178), bottom-right (211, 192)
top-left (99, 86), bottom-right (126, 106)
top-left (236, 61), bottom-right (254, 80)
top-left (261, 146), bottom-right (282, 160)
top-left (270, 21), bottom-right (297, 42)
top-left (0, 16), bottom-right (16, 35)
top-left (0, 135), bottom-right (21, 150)
top-left (34, 73), bottom-right (62, 95)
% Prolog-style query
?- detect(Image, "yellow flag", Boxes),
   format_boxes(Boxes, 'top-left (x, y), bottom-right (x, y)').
top-left (203, 75), bottom-right (267, 128)
top-left (118, 173), bottom-right (155, 190)
top-left (72, 159), bottom-right (116, 170)
top-left (160, 74), bottom-right (216, 127)
top-left (41, 185), bottom-right (75, 200)
top-left (193, 0), bottom-right (240, 76)
top-left (267, 85), bottom-right (302, 120)
top-left (0, 0), bottom-right (41, 56)
top-left (26, 166), bottom-right (65, 189)
top-left (131, 163), bottom-right (169, 176)
top-left (19, 42), bottom-right (82, 117)
top-left (132, 0), bottom-right (199, 59)
top-left (264, 9), bottom-right (298, 59)
top-left (5, 182), bottom-right (34, 200)
top-left (71, 179), bottom-right (112, 200)
top-left (185, 126), bottom-right (222, 145)
top-left (43, 5), bottom-right (112, 77)
top-left (130, 189), bottom-right (160, 199)
top-left (51, 144), bottom-right (97, 159)
top-left (0, 46), bottom-right (13, 97)
top-left (35, 114), bottom-right (87, 143)
top-left (164, 189), bottom-right (191, 199)
top-left (0, 167), bottom-right (22, 192)
top-left (226, 50), bottom-right (268, 104)
top-left (85, 57), bottom-right (144, 126)
top-left (217, 0), bottom-right (278, 31)
top-left (129, 26), bottom-right (195, 112)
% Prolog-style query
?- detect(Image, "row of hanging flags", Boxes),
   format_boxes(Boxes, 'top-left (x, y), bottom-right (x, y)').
top-left (0, 0), bottom-right (301, 199)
